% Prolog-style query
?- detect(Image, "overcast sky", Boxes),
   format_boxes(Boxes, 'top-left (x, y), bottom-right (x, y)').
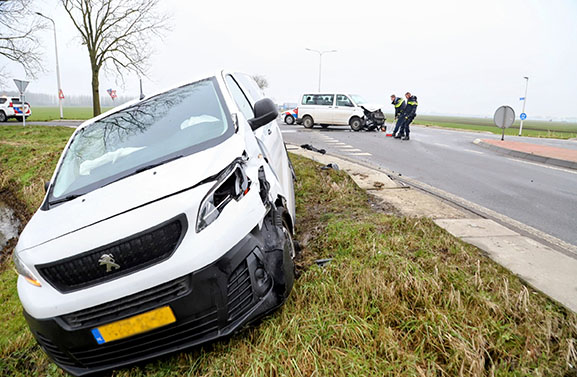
top-left (2, 0), bottom-right (576, 120)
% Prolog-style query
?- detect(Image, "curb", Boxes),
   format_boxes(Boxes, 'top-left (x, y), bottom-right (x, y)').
top-left (473, 139), bottom-right (577, 171)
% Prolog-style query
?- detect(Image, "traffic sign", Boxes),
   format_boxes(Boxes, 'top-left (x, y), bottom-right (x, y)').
top-left (520, 113), bottom-right (527, 120)
top-left (494, 105), bottom-right (515, 141)
top-left (13, 79), bottom-right (29, 94)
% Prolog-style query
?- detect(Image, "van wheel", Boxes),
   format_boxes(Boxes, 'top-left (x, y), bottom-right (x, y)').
top-left (284, 115), bottom-right (295, 125)
top-left (302, 116), bottom-right (314, 129)
top-left (349, 116), bottom-right (363, 131)
top-left (0, 111), bottom-right (6, 122)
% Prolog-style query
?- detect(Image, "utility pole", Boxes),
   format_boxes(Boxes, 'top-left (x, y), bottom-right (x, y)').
top-left (36, 12), bottom-right (64, 119)
top-left (305, 48), bottom-right (337, 92)
top-left (518, 76), bottom-right (529, 136)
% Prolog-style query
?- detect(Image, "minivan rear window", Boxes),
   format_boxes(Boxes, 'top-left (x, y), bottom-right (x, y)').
top-left (50, 78), bottom-right (232, 202)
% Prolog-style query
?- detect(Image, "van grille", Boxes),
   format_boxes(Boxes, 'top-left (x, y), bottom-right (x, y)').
top-left (227, 260), bottom-right (255, 322)
top-left (61, 275), bottom-right (191, 329)
top-left (37, 215), bottom-right (187, 293)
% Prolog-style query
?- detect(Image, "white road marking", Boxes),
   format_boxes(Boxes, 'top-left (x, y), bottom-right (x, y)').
top-left (507, 158), bottom-right (577, 175)
top-left (350, 152), bottom-right (372, 156)
top-left (324, 140), bottom-right (341, 143)
top-left (464, 149), bottom-right (484, 154)
top-left (281, 130), bottom-right (297, 133)
top-left (338, 145), bottom-right (355, 148)
top-left (345, 148), bottom-right (362, 152)
top-left (433, 143), bottom-right (451, 148)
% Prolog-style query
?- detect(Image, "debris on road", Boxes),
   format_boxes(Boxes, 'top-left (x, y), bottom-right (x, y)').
top-left (321, 163), bottom-right (339, 171)
top-left (300, 144), bottom-right (326, 154)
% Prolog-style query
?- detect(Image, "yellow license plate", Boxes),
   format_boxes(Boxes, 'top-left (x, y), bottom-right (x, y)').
top-left (91, 306), bottom-right (176, 344)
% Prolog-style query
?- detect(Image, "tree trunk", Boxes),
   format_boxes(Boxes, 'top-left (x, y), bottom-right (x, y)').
top-left (91, 65), bottom-right (101, 117)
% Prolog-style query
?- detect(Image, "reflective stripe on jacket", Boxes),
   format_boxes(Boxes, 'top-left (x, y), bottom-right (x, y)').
top-left (392, 97), bottom-right (406, 117)
top-left (404, 96), bottom-right (418, 119)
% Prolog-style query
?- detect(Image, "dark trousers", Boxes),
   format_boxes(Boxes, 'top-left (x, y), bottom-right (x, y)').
top-left (393, 116), bottom-right (405, 136)
top-left (400, 116), bottom-right (413, 136)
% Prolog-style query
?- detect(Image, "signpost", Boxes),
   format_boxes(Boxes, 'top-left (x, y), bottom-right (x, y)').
top-left (493, 105), bottom-right (515, 141)
top-left (13, 79), bottom-right (30, 127)
top-left (518, 77), bottom-right (529, 136)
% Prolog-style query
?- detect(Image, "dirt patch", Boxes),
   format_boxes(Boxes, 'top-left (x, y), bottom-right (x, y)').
top-left (0, 187), bottom-right (29, 267)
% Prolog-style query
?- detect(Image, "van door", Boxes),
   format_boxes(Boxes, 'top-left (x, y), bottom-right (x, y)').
top-left (224, 73), bottom-right (295, 215)
top-left (333, 94), bottom-right (356, 125)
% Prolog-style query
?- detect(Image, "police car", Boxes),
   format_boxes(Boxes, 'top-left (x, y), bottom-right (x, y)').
top-left (281, 107), bottom-right (298, 125)
top-left (0, 96), bottom-right (32, 121)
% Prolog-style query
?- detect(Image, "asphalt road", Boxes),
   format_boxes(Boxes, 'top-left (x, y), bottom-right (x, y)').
top-left (281, 121), bottom-right (577, 248)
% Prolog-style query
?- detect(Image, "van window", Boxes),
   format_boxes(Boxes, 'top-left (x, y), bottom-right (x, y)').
top-left (301, 94), bottom-right (334, 106)
top-left (50, 77), bottom-right (232, 202)
top-left (225, 75), bottom-right (254, 121)
top-left (336, 95), bottom-right (354, 107)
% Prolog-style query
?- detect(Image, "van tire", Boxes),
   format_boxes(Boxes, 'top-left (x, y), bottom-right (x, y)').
top-left (0, 111), bottom-right (6, 122)
top-left (349, 116), bottom-right (362, 131)
top-left (302, 116), bottom-right (314, 129)
top-left (284, 115), bottom-right (295, 125)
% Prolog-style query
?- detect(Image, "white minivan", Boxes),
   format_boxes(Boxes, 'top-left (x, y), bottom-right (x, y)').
top-left (13, 71), bottom-right (296, 376)
top-left (297, 93), bottom-right (373, 130)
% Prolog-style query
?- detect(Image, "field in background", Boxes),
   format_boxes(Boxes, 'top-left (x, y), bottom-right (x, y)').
top-left (413, 115), bottom-right (577, 139)
top-left (26, 107), bottom-right (113, 122)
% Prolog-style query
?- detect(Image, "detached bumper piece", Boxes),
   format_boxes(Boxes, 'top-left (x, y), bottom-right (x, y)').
top-left (25, 216), bottom-right (294, 376)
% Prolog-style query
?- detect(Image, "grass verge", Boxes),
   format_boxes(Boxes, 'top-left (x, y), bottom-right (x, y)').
top-left (414, 115), bottom-right (577, 139)
top-left (0, 126), bottom-right (576, 376)
top-left (26, 107), bottom-right (113, 121)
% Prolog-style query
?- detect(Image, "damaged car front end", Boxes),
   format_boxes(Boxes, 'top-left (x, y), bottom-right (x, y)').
top-left (13, 71), bottom-right (296, 376)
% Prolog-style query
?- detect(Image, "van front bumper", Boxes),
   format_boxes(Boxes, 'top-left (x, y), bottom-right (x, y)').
top-left (24, 220), bottom-right (294, 376)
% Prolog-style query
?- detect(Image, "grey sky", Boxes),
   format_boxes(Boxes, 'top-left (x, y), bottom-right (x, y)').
top-left (2, 0), bottom-right (576, 120)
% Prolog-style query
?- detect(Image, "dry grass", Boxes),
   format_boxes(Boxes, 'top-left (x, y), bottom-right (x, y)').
top-left (0, 129), bottom-right (576, 376)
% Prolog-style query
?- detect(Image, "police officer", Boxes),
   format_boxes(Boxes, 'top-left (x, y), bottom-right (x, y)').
top-left (400, 92), bottom-right (418, 140)
top-left (390, 94), bottom-right (406, 138)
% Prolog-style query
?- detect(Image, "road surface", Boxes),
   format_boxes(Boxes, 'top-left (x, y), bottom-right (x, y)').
top-left (281, 122), bottom-right (577, 248)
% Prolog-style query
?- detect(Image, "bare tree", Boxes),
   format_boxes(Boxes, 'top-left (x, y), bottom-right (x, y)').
top-left (61, 0), bottom-right (169, 116)
top-left (0, 0), bottom-right (44, 83)
top-left (251, 74), bottom-right (268, 90)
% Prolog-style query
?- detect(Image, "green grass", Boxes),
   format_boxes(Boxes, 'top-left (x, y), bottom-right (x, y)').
top-left (26, 107), bottom-right (113, 121)
top-left (413, 115), bottom-right (577, 139)
top-left (1, 127), bottom-right (576, 376)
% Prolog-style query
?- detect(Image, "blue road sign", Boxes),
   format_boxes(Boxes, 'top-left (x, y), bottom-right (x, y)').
top-left (520, 97), bottom-right (525, 101)
top-left (520, 113), bottom-right (527, 120)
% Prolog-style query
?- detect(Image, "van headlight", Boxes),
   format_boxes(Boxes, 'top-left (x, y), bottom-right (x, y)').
top-left (196, 162), bottom-right (251, 233)
top-left (12, 253), bottom-right (42, 287)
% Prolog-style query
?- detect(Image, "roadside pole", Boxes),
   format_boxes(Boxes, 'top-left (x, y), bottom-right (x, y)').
top-left (518, 76), bottom-right (529, 136)
top-left (13, 79), bottom-right (30, 127)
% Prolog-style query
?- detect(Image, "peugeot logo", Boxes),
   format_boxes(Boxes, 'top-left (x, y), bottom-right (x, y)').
top-left (98, 254), bottom-right (120, 272)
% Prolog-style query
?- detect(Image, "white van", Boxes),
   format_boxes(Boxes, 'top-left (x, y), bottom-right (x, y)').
top-left (13, 70), bottom-right (296, 376)
top-left (297, 93), bottom-right (373, 130)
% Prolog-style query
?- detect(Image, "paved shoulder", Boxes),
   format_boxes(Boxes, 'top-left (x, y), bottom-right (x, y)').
top-left (474, 138), bottom-right (577, 170)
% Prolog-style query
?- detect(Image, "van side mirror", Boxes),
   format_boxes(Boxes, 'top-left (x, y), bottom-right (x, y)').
top-left (248, 98), bottom-right (278, 131)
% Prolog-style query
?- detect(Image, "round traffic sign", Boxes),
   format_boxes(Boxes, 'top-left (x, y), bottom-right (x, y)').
top-left (493, 106), bottom-right (515, 129)
top-left (520, 113), bottom-right (527, 120)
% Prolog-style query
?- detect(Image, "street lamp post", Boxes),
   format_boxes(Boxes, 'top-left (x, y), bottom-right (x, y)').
top-left (305, 48), bottom-right (337, 92)
top-left (518, 76), bottom-right (529, 136)
top-left (36, 12), bottom-right (64, 119)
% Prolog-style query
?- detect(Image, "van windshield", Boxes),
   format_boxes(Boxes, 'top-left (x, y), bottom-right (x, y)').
top-left (349, 94), bottom-right (367, 105)
top-left (50, 78), bottom-right (232, 203)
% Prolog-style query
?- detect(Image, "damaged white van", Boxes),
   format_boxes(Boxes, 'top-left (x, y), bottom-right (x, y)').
top-left (13, 71), bottom-right (296, 376)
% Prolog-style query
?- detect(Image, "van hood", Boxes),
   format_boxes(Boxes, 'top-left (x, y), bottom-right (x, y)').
top-left (18, 136), bottom-right (244, 252)
top-left (358, 103), bottom-right (384, 112)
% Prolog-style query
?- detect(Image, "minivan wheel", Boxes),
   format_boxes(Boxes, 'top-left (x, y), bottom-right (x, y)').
top-left (0, 111), bottom-right (6, 122)
top-left (349, 116), bottom-right (363, 131)
top-left (284, 115), bottom-right (295, 125)
top-left (302, 116), bottom-right (314, 129)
